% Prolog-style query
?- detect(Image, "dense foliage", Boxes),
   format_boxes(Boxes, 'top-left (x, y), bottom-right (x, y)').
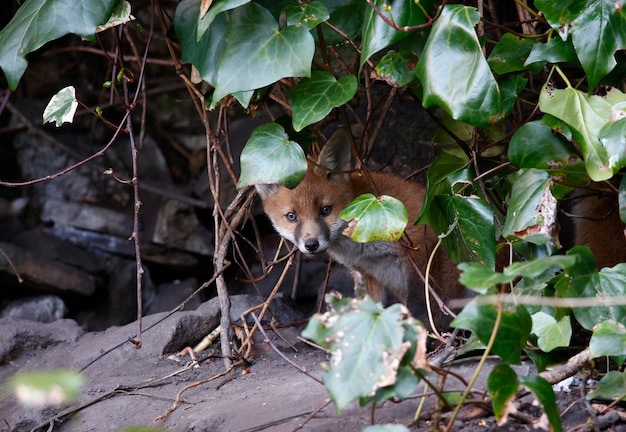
top-left (2, 0), bottom-right (626, 430)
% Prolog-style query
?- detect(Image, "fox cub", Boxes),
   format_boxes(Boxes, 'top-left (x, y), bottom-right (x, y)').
top-left (256, 130), bottom-right (462, 327)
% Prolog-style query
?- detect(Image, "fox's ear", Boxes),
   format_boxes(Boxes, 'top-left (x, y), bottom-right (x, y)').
top-left (255, 184), bottom-right (281, 198)
top-left (317, 129), bottom-right (352, 177)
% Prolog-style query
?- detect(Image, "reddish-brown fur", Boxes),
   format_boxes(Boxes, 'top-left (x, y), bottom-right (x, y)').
top-left (256, 130), bottom-right (463, 328)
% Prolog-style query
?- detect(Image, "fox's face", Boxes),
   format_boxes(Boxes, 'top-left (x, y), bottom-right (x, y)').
top-left (256, 131), bottom-right (354, 255)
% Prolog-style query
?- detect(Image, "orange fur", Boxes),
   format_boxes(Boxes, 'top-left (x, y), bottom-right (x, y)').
top-left (256, 130), bottom-right (463, 327)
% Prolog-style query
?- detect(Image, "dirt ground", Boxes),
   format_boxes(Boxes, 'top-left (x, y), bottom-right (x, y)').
top-left (0, 296), bottom-right (623, 432)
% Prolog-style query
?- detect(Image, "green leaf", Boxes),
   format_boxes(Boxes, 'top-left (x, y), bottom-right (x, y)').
top-left (211, 3), bottom-right (314, 104)
top-left (520, 375), bottom-right (563, 432)
top-left (508, 121), bottom-right (586, 191)
top-left (339, 194), bottom-right (408, 243)
top-left (488, 364), bottom-right (519, 422)
top-left (555, 249), bottom-right (626, 331)
top-left (570, 0), bottom-right (626, 90)
top-left (0, 0), bottom-right (118, 90)
top-left (43, 86), bottom-right (78, 127)
top-left (531, 312), bottom-right (572, 352)
top-left (587, 370), bottom-right (626, 401)
top-left (620, 176), bottom-right (626, 224)
top-left (238, 123), bottom-right (307, 189)
top-left (524, 36), bottom-right (579, 67)
top-left (416, 5), bottom-right (504, 127)
top-left (285, 1), bottom-right (330, 29)
top-left (375, 51), bottom-right (418, 88)
top-left (487, 33), bottom-right (538, 74)
top-left (434, 194), bottom-right (495, 267)
top-left (535, 0), bottom-right (586, 41)
top-left (9, 369), bottom-right (84, 407)
top-left (302, 297), bottom-right (420, 413)
top-left (360, 0), bottom-right (433, 70)
top-left (539, 82), bottom-right (626, 182)
top-left (175, 0), bottom-right (227, 88)
top-left (196, 0), bottom-right (249, 40)
top-left (503, 169), bottom-right (560, 247)
top-left (589, 320), bottom-right (626, 358)
top-left (459, 255), bottom-right (577, 293)
top-left (452, 300), bottom-right (532, 364)
top-left (291, 71), bottom-right (357, 132)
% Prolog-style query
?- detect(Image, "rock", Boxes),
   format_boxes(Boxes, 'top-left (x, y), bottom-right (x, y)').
top-left (145, 278), bottom-right (201, 316)
top-left (152, 199), bottom-right (214, 256)
top-left (1, 295), bottom-right (67, 323)
top-left (0, 317), bottom-right (84, 364)
top-left (41, 200), bottom-right (133, 238)
top-left (0, 242), bottom-right (96, 296)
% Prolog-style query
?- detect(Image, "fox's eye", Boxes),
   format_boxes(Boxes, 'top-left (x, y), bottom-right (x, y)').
top-left (286, 211), bottom-right (298, 223)
top-left (320, 205), bottom-right (332, 217)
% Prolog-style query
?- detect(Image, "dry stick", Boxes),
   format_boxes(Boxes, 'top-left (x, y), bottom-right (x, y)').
top-left (79, 262), bottom-right (230, 372)
top-left (250, 312), bottom-right (323, 385)
top-left (240, 253), bottom-right (296, 359)
top-left (0, 246), bottom-right (23, 283)
top-left (154, 361), bottom-right (243, 422)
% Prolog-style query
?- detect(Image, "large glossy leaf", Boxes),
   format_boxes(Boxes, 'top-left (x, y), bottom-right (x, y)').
top-left (196, 0), bottom-right (249, 40)
top-left (416, 5), bottom-right (504, 127)
top-left (302, 296), bottom-right (421, 413)
top-left (175, 0), bottom-right (227, 88)
top-left (487, 33), bottom-right (538, 74)
top-left (434, 194), bottom-right (495, 268)
top-left (339, 194), bottom-right (408, 243)
top-left (587, 371), bottom-right (626, 401)
top-left (508, 121), bottom-right (587, 194)
top-left (452, 299), bottom-right (532, 364)
top-left (555, 247), bottom-right (626, 331)
top-left (488, 364), bottom-right (519, 422)
top-left (291, 71), bottom-right (357, 131)
top-left (519, 375), bottom-right (563, 432)
top-left (360, 0), bottom-right (433, 70)
top-left (284, 1), bottom-right (330, 29)
top-left (531, 312), bottom-right (572, 352)
top-left (0, 0), bottom-right (118, 90)
top-left (238, 123), bottom-right (307, 189)
top-left (536, 0), bottom-right (626, 90)
top-left (502, 169), bottom-right (559, 247)
top-left (524, 36), bottom-right (579, 68)
top-left (211, 3), bottom-right (314, 104)
top-left (589, 320), bottom-right (626, 358)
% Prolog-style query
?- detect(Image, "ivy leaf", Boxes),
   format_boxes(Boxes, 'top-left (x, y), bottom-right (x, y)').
top-left (360, 0), bottom-right (433, 70)
top-left (508, 121), bottom-right (587, 192)
top-left (238, 123), bottom-right (307, 189)
top-left (502, 169), bottom-right (560, 247)
top-left (452, 300), bottom-right (532, 364)
top-left (302, 296), bottom-right (420, 413)
top-left (339, 194), bottom-right (408, 243)
top-left (416, 5), bottom-right (504, 127)
top-left (487, 33), bottom-right (538, 74)
top-left (211, 3), bottom-right (314, 104)
top-left (285, 1), bottom-right (330, 29)
top-left (0, 0), bottom-right (118, 90)
top-left (43, 87), bottom-right (78, 127)
top-left (589, 320), bottom-right (626, 359)
top-left (531, 312), bottom-right (572, 353)
top-left (196, 0), bottom-right (249, 41)
top-left (524, 36), bottom-right (579, 67)
top-left (587, 370), bottom-right (626, 401)
top-left (374, 51), bottom-right (418, 88)
top-left (520, 375), bottom-right (563, 432)
top-left (291, 71), bottom-right (357, 132)
top-left (434, 194), bottom-right (495, 268)
top-left (555, 248), bottom-right (626, 331)
top-left (488, 364), bottom-right (519, 423)
top-left (9, 369), bottom-right (84, 408)
top-left (570, 0), bottom-right (626, 90)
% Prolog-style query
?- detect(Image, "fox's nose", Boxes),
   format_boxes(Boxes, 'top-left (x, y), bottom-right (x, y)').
top-left (304, 239), bottom-right (319, 252)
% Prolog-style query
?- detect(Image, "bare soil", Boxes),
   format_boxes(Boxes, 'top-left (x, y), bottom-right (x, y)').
top-left (0, 298), bottom-right (623, 432)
